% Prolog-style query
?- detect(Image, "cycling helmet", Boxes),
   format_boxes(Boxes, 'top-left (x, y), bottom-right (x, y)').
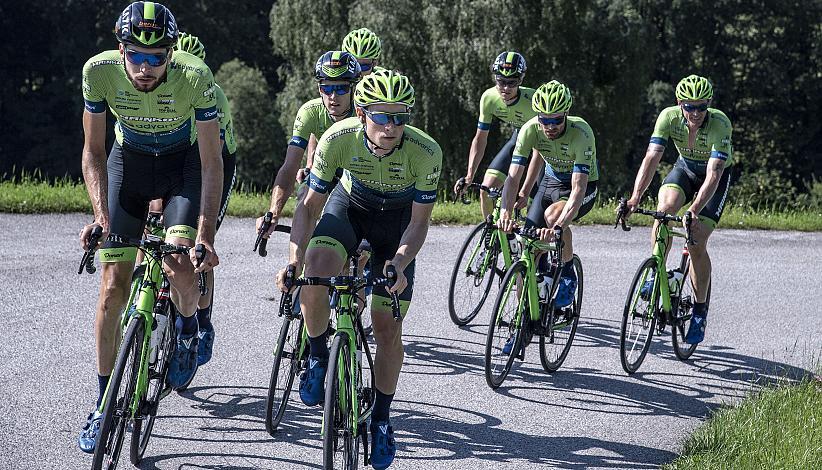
top-left (354, 69), bottom-right (414, 109)
top-left (175, 32), bottom-right (205, 60)
top-left (491, 51), bottom-right (527, 78)
top-left (342, 28), bottom-right (382, 60)
top-left (675, 74), bottom-right (713, 101)
top-left (314, 51), bottom-right (362, 82)
top-left (532, 80), bottom-right (573, 114)
top-left (115, 2), bottom-right (178, 48)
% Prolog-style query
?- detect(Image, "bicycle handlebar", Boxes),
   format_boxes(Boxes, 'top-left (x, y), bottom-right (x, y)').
top-left (254, 212), bottom-right (291, 257)
top-left (615, 198), bottom-right (695, 244)
top-left (452, 178), bottom-right (501, 204)
top-left (78, 225), bottom-right (103, 275)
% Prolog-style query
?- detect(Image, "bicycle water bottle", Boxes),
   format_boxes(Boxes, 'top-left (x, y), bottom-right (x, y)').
top-left (507, 234), bottom-right (520, 259)
top-left (537, 273), bottom-right (552, 301)
top-left (668, 269), bottom-right (684, 295)
top-left (149, 311), bottom-right (168, 363)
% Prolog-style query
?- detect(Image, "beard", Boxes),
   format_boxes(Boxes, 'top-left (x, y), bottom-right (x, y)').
top-left (123, 63), bottom-right (166, 92)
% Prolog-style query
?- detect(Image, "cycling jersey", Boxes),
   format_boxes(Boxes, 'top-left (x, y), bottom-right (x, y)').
top-left (650, 106), bottom-right (733, 176)
top-left (308, 118), bottom-right (443, 210)
top-left (82, 50), bottom-right (217, 156)
top-left (512, 116), bottom-right (599, 183)
top-left (289, 97), bottom-right (353, 149)
top-left (215, 84), bottom-right (237, 155)
top-left (477, 86), bottom-right (537, 130)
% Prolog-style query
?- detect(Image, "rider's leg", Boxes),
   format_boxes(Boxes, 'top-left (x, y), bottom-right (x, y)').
top-left (479, 129), bottom-right (519, 219)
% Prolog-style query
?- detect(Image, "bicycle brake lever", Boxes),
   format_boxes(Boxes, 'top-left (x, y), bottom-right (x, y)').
top-left (79, 225), bottom-right (103, 275)
top-left (385, 265), bottom-right (402, 321)
top-left (255, 212), bottom-right (273, 257)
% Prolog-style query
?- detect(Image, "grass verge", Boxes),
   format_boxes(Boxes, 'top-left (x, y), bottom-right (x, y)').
top-left (664, 377), bottom-right (822, 469)
top-left (2, 178), bottom-right (821, 231)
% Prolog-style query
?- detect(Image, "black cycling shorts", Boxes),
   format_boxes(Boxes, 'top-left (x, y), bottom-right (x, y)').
top-left (216, 150), bottom-right (237, 231)
top-left (484, 128), bottom-right (539, 198)
top-left (525, 174), bottom-right (598, 229)
top-left (660, 159), bottom-right (732, 228)
top-left (307, 185), bottom-right (416, 315)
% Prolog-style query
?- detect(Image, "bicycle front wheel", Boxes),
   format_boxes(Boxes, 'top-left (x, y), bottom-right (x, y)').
top-left (92, 317), bottom-right (144, 470)
top-left (448, 222), bottom-right (499, 326)
top-left (539, 255), bottom-right (584, 372)
top-left (323, 332), bottom-right (359, 469)
top-left (620, 257), bottom-right (658, 374)
top-left (266, 314), bottom-right (305, 436)
top-left (485, 261), bottom-right (527, 389)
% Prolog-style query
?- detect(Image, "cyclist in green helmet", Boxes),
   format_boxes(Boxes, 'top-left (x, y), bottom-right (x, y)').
top-left (456, 51), bottom-right (538, 218)
top-left (276, 69), bottom-right (442, 470)
top-left (255, 51), bottom-right (361, 235)
top-left (499, 80), bottom-right (598, 308)
top-left (77, 1), bottom-right (222, 453)
top-left (342, 27), bottom-right (382, 76)
top-left (625, 74), bottom-right (733, 344)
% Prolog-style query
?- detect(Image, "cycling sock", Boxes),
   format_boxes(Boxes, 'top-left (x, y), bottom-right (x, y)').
top-left (177, 314), bottom-right (199, 337)
top-left (693, 302), bottom-right (707, 316)
top-left (308, 334), bottom-right (329, 360)
top-left (96, 374), bottom-right (110, 408)
top-left (196, 304), bottom-right (213, 330)
top-left (372, 389), bottom-right (394, 423)
top-left (561, 260), bottom-right (576, 280)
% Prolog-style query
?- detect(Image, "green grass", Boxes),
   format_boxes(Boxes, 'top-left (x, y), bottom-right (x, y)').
top-left (2, 176), bottom-right (821, 231)
top-left (664, 378), bottom-right (822, 469)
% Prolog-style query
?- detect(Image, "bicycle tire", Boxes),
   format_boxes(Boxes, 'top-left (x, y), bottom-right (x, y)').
top-left (323, 332), bottom-right (359, 469)
top-left (484, 261), bottom-right (528, 389)
top-left (539, 255), bottom-right (584, 372)
top-left (92, 317), bottom-right (143, 470)
top-left (671, 268), bottom-right (709, 360)
top-left (265, 314), bottom-right (305, 435)
top-left (620, 257), bottom-right (658, 374)
top-left (448, 222), bottom-right (499, 326)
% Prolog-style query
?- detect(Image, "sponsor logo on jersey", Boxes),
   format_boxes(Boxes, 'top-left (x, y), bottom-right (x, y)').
top-left (203, 84), bottom-right (215, 97)
top-left (122, 115), bottom-right (180, 123)
top-left (90, 59), bottom-right (122, 68)
top-left (419, 193), bottom-right (436, 201)
top-left (404, 135), bottom-right (436, 156)
top-left (103, 252), bottom-right (124, 259)
top-left (159, 106), bottom-right (176, 114)
top-left (114, 105), bottom-right (141, 111)
top-left (170, 63), bottom-right (205, 76)
top-left (157, 99), bottom-right (175, 105)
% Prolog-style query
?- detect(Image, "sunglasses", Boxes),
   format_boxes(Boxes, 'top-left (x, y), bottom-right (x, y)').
top-left (681, 103), bottom-right (709, 112)
top-left (538, 115), bottom-right (565, 126)
top-left (364, 110), bottom-right (411, 126)
top-left (124, 48), bottom-right (169, 67)
top-left (495, 77), bottom-right (520, 88)
top-left (319, 84), bottom-right (352, 96)
top-left (359, 62), bottom-right (374, 72)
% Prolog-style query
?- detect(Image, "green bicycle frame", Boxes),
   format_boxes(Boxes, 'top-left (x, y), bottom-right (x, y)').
top-left (464, 199), bottom-right (516, 279)
top-left (506, 235), bottom-right (559, 329)
top-left (634, 222), bottom-right (688, 316)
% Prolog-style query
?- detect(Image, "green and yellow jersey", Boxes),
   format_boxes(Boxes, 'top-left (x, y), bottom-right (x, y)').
top-left (289, 98), bottom-right (353, 149)
top-left (82, 50), bottom-right (217, 155)
top-left (477, 86), bottom-right (537, 130)
top-left (308, 117), bottom-right (443, 207)
top-left (214, 84), bottom-right (236, 155)
top-left (512, 115), bottom-right (599, 182)
top-left (650, 106), bottom-right (733, 176)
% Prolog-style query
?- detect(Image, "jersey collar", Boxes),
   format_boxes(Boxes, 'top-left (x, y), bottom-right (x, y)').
top-left (361, 126), bottom-right (405, 159)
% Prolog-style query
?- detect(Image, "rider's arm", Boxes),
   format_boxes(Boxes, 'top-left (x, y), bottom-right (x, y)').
top-left (288, 187), bottom-right (328, 266)
top-left (501, 124), bottom-right (534, 214)
top-left (390, 201), bottom-right (434, 272)
top-left (195, 118), bottom-right (224, 246)
top-left (556, 172), bottom-right (589, 228)
top-left (304, 135), bottom-right (319, 171)
top-left (268, 144), bottom-right (307, 220)
top-left (464, 128), bottom-right (489, 183)
top-left (81, 110), bottom-right (109, 229)
top-left (688, 158), bottom-right (725, 216)
top-left (628, 143), bottom-right (664, 204)
top-left (519, 149), bottom-right (544, 201)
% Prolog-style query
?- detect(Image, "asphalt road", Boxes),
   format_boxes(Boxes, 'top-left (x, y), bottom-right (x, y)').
top-left (1, 213), bottom-right (819, 470)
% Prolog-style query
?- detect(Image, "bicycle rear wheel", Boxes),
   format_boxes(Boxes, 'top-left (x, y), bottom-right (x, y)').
top-left (323, 332), bottom-right (359, 469)
top-left (539, 255), bottom-right (584, 372)
top-left (448, 222), bottom-right (499, 326)
top-left (671, 267), bottom-right (709, 360)
top-left (620, 257), bottom-right (658, 374)
top-left (131, 306), bottom-right (174, 464)
top-left (485, 261), bottom-right (527, 389)
top-left (92, 317), bottom-right (144, 470)
top-left (265, 313), bottom-right (305, 435)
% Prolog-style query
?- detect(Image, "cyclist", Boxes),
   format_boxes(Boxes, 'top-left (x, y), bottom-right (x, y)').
top-left (499, 80), bottom-right (598, 309)
top-left (625, 74), bottom-right (733, 344)
top-left (77, 1), bottom-right (221, 453)
top-left (342, 27), bottom-right (382, 76)
top-left (455, 51), bottom-right (537, 218)
top-left (255, 51), bottom-right (361, 234)
top-left (276, 69), bottom-right (442, 470)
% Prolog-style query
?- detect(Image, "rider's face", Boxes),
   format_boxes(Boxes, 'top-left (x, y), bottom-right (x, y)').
top-left (120, 43), bottom-right (170, 92)
top-left (318, 80), bottom-right (353, 116)
top-left (359, 103), bottom-right (409, 150)
top-left (678, 99), bottom-right (710, 127)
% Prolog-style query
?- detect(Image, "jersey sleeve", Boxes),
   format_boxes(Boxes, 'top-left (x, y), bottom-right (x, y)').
top-left (571, 124), bottom-right (596, 175)
top-left (649, 108), bottom-right (672, 147)
top-left (289, 102), bottom-right (315, 149)
top-left (215, 86), bottom-right (237, 154)
top-left (477, 89), bottom-right (495, 130)
top-left (709, 113), bottom-right (733, 162)
top-left (511, 122), bottom-right (535, 166)
top-left (308, 133), bottom-right (339, 194)
top-left (412, 143), bottom-right (443, 204)
top-left (82, 60), bottom-right (107, 113)
top-left (191, 65), bottom-right (218, 122)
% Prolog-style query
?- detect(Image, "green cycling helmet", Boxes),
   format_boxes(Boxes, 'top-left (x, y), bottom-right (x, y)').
top-left (675, 74), bottom-right (713, 101)
top-left (532, 80), bottom-right (573, 114)
top-left (354, 69), bottom-right (414, 109)
top-left (342, 28), bottom-right (382, 60)
top-left (175, 32), bottom-right (205, 60)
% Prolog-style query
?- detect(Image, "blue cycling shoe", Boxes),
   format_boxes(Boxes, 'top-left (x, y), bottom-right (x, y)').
top-left (685, 310), bottom-right (707, 344)
top-left (639, 276), bottom-right (654, 300)
top-left (370, 420), bottom-right (396, 470)
top-left (168, 332), bottom-right (199, 389)
top-left (501, 334), bottom-right (517, 355)
top-left (78, 410), bottom-right (102, 454)
top-left (197, 325), bottom-right (214, 366)
top-left (555, 276), bottom-right (577, 308)
top-left (299, 356), bottom-right (328, 406)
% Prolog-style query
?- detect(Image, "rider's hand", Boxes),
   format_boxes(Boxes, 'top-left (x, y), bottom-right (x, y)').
top-left (623, 195), bottom-right (640, 219)
top-left (453, 176), bottom-right (471, 196)
top-left (296, 167), bottom-right (310, 184)
top-left (276, 263), bottom-right (301, 293)
top-left (192, 241), bottom-right (219, 273)
top-left (513, 192), bottom-right (528, 210)
top-left (255, 213), bottom-right (278, 239)
top-left (79, 221), bottom-right (108, 251)
top-left (536, 228), bottom-right (552, 241)
top-left (499, 208), bottom-right (515, 233)
top-left (385, 262), bottom-right (408, 295)
top-left (683, 209), bottom-right (699, 231)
